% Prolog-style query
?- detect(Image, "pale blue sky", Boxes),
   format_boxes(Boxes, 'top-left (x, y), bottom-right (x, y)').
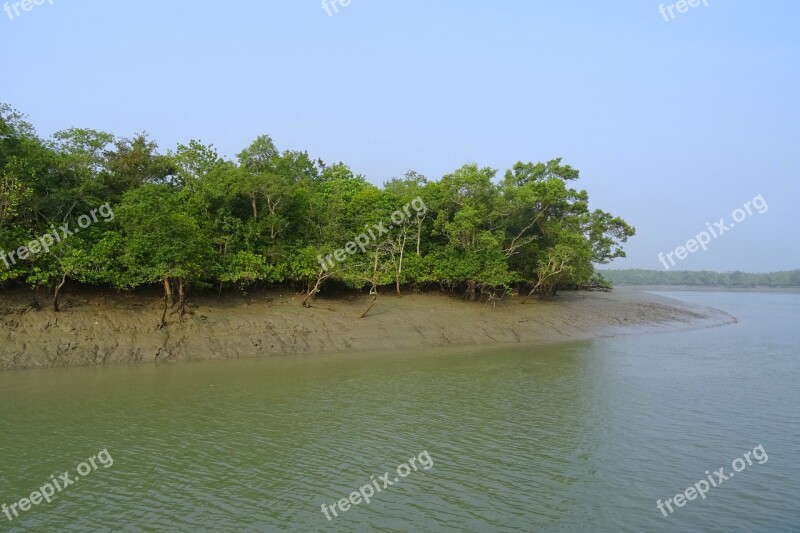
top-left (1, 0), bottom-right (798, 272)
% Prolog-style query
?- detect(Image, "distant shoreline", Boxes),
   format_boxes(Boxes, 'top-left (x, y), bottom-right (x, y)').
top-left (0, 288), bottom-right (734, 371)
top-left (599, 269), bottom-right (800, 289)
top-left (616, 284), bottom-right (800, 293)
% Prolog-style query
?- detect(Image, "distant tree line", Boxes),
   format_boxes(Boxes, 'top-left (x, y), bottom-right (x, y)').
top-left (600, 269), bottom-right (800, 287)
top-left (0, 104), bottom-right (634, 323)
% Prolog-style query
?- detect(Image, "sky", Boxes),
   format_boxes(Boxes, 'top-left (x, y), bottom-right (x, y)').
top-left (1, 0), bottom-right (798, 272)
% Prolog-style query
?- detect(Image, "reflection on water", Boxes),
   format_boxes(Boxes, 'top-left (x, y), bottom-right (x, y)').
top-left (0, 291), bottom-right (798, 531)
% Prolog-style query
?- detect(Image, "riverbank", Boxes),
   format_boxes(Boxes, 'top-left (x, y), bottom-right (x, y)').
top-left (0, 288), bottom-right (734, 370)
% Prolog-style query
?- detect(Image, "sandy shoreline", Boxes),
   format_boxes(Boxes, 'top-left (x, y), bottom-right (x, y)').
top-left (0, 288), bottom-right (734, 371)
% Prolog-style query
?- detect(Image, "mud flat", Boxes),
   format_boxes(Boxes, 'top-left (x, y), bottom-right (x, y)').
top-left (0, 288), bottom-right (733, 370)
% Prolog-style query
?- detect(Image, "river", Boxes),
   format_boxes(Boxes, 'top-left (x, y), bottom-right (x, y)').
top-left (1, 290), bottom-right (798, 531)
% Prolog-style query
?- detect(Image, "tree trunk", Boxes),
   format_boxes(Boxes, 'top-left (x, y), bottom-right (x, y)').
top-left (396, 230), bottom-right (406, 296)
top-left (164, 278), bottom-right (174, 308)
top-left (359, 294), bottom-right (377, 319)
top-left (465, 280), bottom-right (477, 301)
top-left (302, 269), bottom-right (331, 307)
top-left (32, 286), bottom-right (41, 311)
top-left (521, 279), bottom-right (546, 304)
top-left (177, 279), bottom-right (187, 321)
top-left (360, 247), bottom-right (381, 318)
top-left (159, 278), bottom-right (170, 329)
top-left (520, 286), bottom-right (536, 305)
top-left (53, 272), bottom-right (67, 312)
top-left (360, 282), bottom-right (378, 319)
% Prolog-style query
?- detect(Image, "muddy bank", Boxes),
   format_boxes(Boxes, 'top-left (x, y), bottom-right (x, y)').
top-left (0, 288), bottom-right (734, 370)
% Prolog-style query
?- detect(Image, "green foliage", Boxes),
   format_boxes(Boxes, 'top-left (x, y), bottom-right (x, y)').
top-left (117, 185), bottom-right (216, 287)
top-left (0, 103), bottom-right (638, 302)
